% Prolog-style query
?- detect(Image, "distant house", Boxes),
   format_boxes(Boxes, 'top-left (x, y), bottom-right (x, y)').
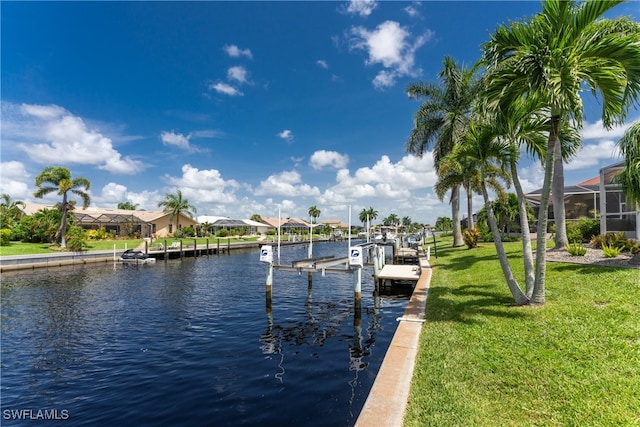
top-left (260, 217), bottom-right (311, 233)
top-left (526, 162), bottom-right (639, 239)
top-left (321, 219), bottom-right (350, 230)
top-left (197, 217), bottom-right (273, 235)
top-left (20, 203), bottom-right (197, 238)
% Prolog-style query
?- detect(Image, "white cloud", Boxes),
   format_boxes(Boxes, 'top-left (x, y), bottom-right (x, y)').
top-left (163, 164), bottom-right (240, 205)
top-left (344, 0), bottom-right (377, 17)
top-left (349, 20), bottom-right (431, 89)
top-left (580, 119), bottom-right (631, 140)
top-left (210, 82), bottom-right (243, 96)
top-left (160, 131), bottom-right (194, 150)
top-left (566, 139), bottom-right (621, 171)
top-left (317, 154), bottom-right (437, 205)
top-left (404, 3), bottom-right (421, 18)
top-left (0, 161), bottom-right (31, 200)
top-left (223, 44), bottom-right (253, 59)
top-left (309, 150), bottom-right (349, 170)
top-left (278, 129), bottom-right (294, 142)
top-left (316, 59), bottom-right (329, 69)
top-left (227, 66), bottom-right (250, 84)
top-left (5, 103), bottom-right (144, 174)
top-left (254, 170), bottom-right (321, 197)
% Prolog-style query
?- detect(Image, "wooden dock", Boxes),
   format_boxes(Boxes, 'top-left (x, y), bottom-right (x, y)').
top-left (376, 264), bottom-right (421, 287)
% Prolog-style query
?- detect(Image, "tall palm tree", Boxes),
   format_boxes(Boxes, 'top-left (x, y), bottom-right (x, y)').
top-left (406, 56), bottom-right (481, 247)
top-left (483, 0), bottom-right (640, 304)
top-left (483, 94), bottom-right (580, 298)
top-left (33, 166), bottom-right (91, 249)
top-left (308, 205), bottom-right (321, 226)
top-left (0, 193), bottom-right (26, 228)
top-left (434, 146), bottom-right (509, 232)
top-left (616, 121), bottom-right (640, 207)
top-left (158, 190), bottom-right (197, 234)
top-left (455, 122), bottom-right (529, 305)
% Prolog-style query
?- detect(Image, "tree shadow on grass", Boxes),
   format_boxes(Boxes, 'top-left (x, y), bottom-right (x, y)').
top-left (425, 282), bottom-right (529, 325)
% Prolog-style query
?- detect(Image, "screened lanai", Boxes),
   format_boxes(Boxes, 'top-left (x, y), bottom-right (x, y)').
top-left (599, 162), bottom-right (640, 239)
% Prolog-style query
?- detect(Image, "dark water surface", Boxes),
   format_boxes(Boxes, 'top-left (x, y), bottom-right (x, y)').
top-left (1, 242), bottom-right (409, 426)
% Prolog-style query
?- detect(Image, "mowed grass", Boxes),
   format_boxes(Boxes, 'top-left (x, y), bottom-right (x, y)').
top-left (0, 239), bottom-right (144, 256)
top-left (404, 238), bottom-right (640, 426)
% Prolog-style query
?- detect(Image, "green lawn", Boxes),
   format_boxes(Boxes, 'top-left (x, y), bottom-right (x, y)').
top-left (404, 238), bottom-right (640, 426)
top-left (0, 236), bottom-right (262, 256)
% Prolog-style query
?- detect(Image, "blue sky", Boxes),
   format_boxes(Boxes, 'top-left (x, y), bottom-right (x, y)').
top-left (2, 1), bottom-right (639, 225)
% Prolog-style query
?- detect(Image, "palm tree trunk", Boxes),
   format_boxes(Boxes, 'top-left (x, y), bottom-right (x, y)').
top-left (552, 138), bottom-right (568, 249)
top-left (451, 185), bottom-right (464, 247)
top-left (510, 159), bottom-right (535, 298)
top-left (466, 186), bottom-right (474, 230)
top-left (533, 115), bottom-right (560, 305)
top-left (59, 194), bottom-right (68, 249)
top-left (482, 182), bottom-right (528, 305)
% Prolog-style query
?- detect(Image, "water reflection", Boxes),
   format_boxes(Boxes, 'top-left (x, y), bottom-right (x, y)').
top-left (2, 244), bottom-right (410, 427)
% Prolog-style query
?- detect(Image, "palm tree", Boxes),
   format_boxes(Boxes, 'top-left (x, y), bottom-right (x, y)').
top-left (308, 205), bottom-right (321, 226)
top-left (158, 190), bottom-right (197, 234)
top-left (616, 121), bottom-right (640, 206)
top-left (0, 193), bottom-right (26, 228)
top-left (117, 201), bottom-right (139, 210)
top-left (406, 56), bottom-right (481, 247)
top-left (454, 122), bottom-right (529, 305)
top-left (434, 145), bottom-right (508, 232)
top-left (483, 94), bottom-right (580, 297)
top-left (382, 213), bottom-right (400, 227)
top-left (33, 166), bottom-right (91, 249)
top-left (483, 0), bottom-right (640, 304)
top-left (250, 214), bottom-right (264, 223)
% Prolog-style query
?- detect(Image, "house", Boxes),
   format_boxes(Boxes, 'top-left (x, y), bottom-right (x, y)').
top-left (20, 202), bottom-right (197, 238)
top-left (260, 217), bottom-right (311, 234)
top-left (197, 216), bottom-right (273, 236)
top-left (599, 162), bottom-right (639, 239)
top-left (525, 162), bottom-right (639, 239)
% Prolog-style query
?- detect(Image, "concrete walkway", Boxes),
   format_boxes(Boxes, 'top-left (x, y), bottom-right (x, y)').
top-left (355, 248), bottom-right (432, 427)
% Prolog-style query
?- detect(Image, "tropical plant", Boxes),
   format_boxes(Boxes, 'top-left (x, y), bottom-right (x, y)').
top-left (453, 121), bottom-right (528, 305)
top-left (382, 213), bottom-right (400, 226)
top-left (615, 121), bottom-right (640, 207)
top-left (406, 56), bottom-right (482, 247)
top-left (359, 207), bottom-right (378, 232)
top-left (15, 208), bottom-right (64, 243)
top-left (117, 201), bottom-right (139, 210)
top-left (435, 216), bottom-right (452, 232)
top-left (462, 227), bottom-right (480, 249)
top-left (0, 229), bottom-right (11, 246)
top-left (602, 244), bottom-right (621, 258)
top-left (0, 193), bottom-right (26, 229)
top-left (33, 166), bottom-right (91, 249)
top-left (308, 205), bottom-right (321, 225)
top-left (566, 242), bottom-right (587, 256)
top-left (483, 0), bottom-right (640, 304)
top-left (158, 190), bottom-right (197, 234)
top-left (66, 226), bottom-right (88, 252)
top-left (250, 214), bottom-right (263, 223)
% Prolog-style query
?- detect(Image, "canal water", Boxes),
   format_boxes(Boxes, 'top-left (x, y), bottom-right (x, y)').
top-left (1, 241), bottom-right (411, 426)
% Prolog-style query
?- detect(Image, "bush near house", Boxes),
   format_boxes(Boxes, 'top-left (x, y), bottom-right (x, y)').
top-left (0, 229), bottom-right (11, 246)
top-left (566, 217), bottom-right (600, 243)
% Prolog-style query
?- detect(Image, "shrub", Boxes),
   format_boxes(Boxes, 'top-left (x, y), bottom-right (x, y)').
top-left (0, 228), bottom-right (11, 246)
top-left (567, 242), bottom-right (587, 256)
top-left (66, 226), bottom-right (89, 252)
top-left (181, 226), bottom-right (196, 237)
top-left (86, 227), bottom-right (112, 240)
top-left (602, 244), bottom-right (621, 258)
top-left (216, 229), bottom-right (229, 238)
top-left (566, 218), bottom-right (600, 243)
top-left (631, 243), bottom-right (640, 256)
top-left (462, 227), bottom-right (480, 249)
